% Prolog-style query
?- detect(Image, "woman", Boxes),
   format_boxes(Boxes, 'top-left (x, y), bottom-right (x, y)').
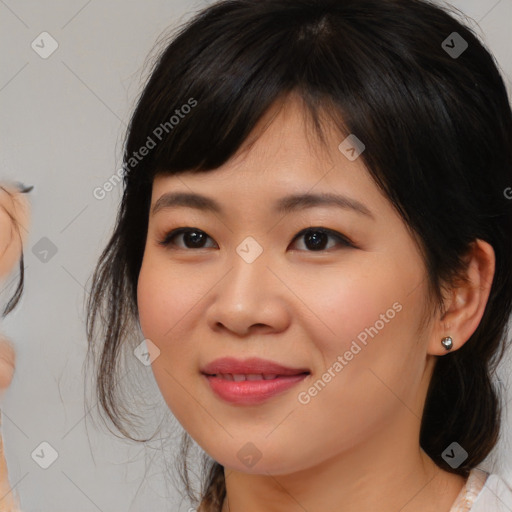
top-left (86, 0), bottom-right (512, 511)
top-left (0, 182), bottom-right (31, 512)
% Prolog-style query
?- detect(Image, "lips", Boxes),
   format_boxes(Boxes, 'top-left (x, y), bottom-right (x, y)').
top-left (214, 373), bottom-right (279, 381)
top-left (201, 357), bottom-right (310, 377)
top-left (201, 357), bottom-right (310, 405)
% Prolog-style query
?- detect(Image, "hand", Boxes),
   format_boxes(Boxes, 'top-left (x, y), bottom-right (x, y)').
top-left (0, 183), bottom-right (31, 279)
top-left (0, 182), bottom-right (31, 512)
top-left (0, 336), bottom-right (20, 511)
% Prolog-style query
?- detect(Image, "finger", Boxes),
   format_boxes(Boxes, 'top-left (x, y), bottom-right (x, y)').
top-left (0, 423), bottom-right (22, 511)
top-left (0, 336), bottom-right (15, 393)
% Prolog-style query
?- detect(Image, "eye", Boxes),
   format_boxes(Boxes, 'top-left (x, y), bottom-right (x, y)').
top-left (289, 227), bottom-right (354, 251)
top-left (158, 227), bottom-right (354, 251)
top-left (158, 227), bottom-right (217, 249)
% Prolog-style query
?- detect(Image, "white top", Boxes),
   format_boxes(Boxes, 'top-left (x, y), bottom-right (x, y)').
top-left (449, 467), bottom-right (512, 511)
top-left (193, 467), bottom-right (512, 512)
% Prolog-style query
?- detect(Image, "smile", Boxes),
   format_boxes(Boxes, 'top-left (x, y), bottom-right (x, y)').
top-left (211, 373), bottom-right (279, 381)
top-left (203, 373), bottom-right (309, 405)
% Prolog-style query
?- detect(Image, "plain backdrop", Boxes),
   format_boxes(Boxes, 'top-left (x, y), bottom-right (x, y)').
top-left (1, 0), bottom-right (511, 511)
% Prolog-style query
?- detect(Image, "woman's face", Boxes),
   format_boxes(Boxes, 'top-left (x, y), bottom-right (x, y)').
top-left (137, 97), bottom-right (437, 475)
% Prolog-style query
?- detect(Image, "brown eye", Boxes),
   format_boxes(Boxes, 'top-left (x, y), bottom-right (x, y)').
top-left (290, 228), bottom-right (353, 252)
top-left (158, 228), bottom-right (217, 249)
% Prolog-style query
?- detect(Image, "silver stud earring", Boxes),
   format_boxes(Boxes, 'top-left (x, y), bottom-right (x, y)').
top-left (441, 336), bottom-right (453, 351)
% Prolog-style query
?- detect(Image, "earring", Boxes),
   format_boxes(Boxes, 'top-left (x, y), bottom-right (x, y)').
top-left (441, 336), bottom-right (453, 351)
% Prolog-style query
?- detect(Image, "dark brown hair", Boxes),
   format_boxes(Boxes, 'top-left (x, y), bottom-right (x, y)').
top-left (85, 0), bottom-right (512, 510)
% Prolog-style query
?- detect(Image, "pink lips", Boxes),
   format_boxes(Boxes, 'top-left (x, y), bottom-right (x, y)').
top-left (201, 357), bottom-right (310, 405)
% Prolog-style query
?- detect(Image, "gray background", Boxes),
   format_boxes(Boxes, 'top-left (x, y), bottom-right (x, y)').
top-left (1, 0), bottom-right (511, 511)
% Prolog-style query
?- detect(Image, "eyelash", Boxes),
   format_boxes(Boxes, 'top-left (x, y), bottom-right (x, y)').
top-left (157, 227), bottom-right (355, 252)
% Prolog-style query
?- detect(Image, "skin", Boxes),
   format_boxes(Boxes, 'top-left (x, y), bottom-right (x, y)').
top-left (0, 183), bottom-right (30, 512)
top-left (137, 94), bottom-right (495, 512)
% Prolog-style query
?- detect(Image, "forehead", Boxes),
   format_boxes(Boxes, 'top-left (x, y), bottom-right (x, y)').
top-left (151, 95), bottom-right (388, 219)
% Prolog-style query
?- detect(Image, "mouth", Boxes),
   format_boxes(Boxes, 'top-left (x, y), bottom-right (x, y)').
top-left (201, 356), bottom-right (310, 377)
top-left (200, 357), bottom-right (310, 405)
top-left (203, 372), bottom-right (309, 381)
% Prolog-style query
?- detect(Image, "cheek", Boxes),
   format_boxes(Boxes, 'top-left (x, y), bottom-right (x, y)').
top-left (137, 256), bottom-right (199, 340)
top-left (136, 256), bottom-right (207, 421)
top-left (137, 266), bottom-right (172, 339)
top-left (296, 259), bottom-right (411, 355)
top-left (296, 258), bottom-right (427, 408)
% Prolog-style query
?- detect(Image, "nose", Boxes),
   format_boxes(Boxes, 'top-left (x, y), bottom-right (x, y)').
top-left (205, 246), bottom-right (290, 337)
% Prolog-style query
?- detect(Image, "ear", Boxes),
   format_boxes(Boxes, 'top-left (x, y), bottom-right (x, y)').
top-left (0, 184), bottom-right (31, 280)
top-left (428, 239), bottom-right (495, 356)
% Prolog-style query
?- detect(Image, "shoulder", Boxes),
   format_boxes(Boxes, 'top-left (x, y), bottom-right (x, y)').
top-left (469, 470), bottom-right (512, 512)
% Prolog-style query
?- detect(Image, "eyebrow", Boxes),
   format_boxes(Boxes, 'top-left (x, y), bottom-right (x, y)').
top-left (151, 191), bottom-right (374, 219)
